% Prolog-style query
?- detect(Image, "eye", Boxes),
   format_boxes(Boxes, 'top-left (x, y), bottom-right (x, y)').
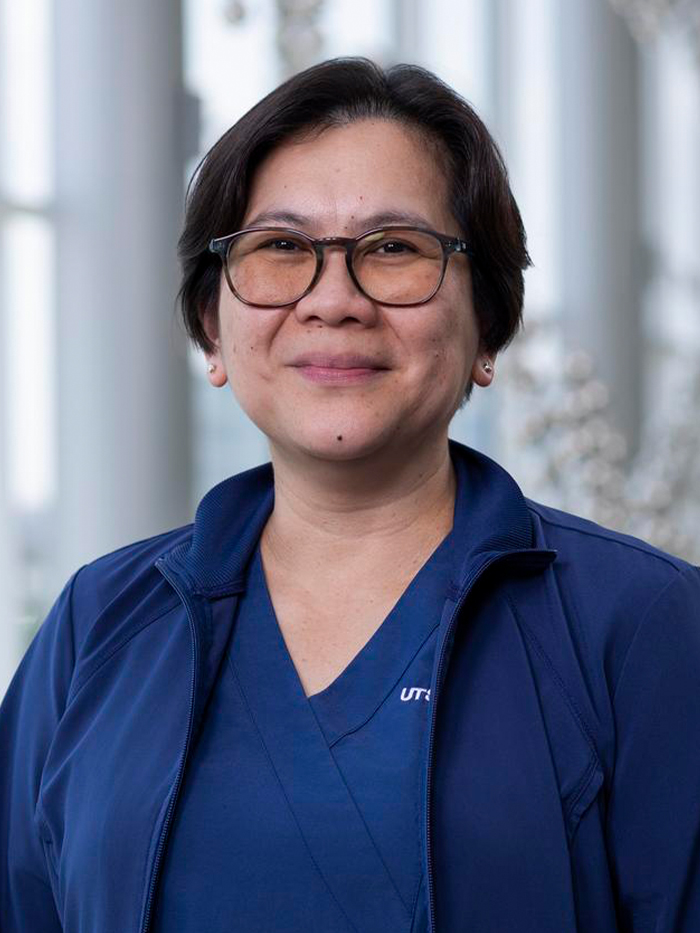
top-left (257, 237), bottom-right (304, 252)
top-left (363, 237), bottom-right (420, 258)
top-left (375, 238), bottom-right (416, 254)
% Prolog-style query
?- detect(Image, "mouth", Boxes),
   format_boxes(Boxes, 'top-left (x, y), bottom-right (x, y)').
top-left (289, 353), bottom-right (390, 385)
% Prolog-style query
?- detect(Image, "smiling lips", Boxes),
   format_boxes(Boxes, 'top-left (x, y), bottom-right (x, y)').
top-left (289, 353), bottom-right (389, 385)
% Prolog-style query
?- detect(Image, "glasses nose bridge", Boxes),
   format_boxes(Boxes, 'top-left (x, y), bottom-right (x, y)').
top-left (312, 235), bottom-right (359, 288)
top-left (315, 235), bottom-right (356, 261)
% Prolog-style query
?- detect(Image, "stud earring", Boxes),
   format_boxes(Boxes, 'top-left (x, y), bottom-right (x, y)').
top-left (207, 363), bottom-right (216, 374)
top-left (483, 359), bottom-right (493, 374)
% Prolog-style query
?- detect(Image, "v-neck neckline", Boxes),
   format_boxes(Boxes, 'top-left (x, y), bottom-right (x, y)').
top-left (306, 529), bottom-right (457, 745)
top-left (249, 517), bottom-right (459, 746)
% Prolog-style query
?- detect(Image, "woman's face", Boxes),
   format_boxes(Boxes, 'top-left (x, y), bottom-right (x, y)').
top-left (205, 119), bottom-right (492, 465)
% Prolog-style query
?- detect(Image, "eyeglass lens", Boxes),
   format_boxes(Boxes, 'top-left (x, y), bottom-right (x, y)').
top-left (226, 228), bottom-right (446, 306)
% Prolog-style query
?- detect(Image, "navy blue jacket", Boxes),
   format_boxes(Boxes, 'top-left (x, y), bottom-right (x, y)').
top-left (2, 442), bottom-right (699, 932)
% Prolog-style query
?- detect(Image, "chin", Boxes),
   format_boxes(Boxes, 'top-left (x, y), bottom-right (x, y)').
top-left (274, 424), bottom-right (397, 464)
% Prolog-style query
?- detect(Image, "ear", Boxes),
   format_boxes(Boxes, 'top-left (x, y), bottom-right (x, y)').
top-left (470, 350), bottom-right (496, 388)
top-left (201, 306), bottom-right (228, 388)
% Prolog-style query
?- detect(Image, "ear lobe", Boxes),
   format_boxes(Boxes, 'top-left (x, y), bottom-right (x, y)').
top-left (205, 352), bottom-right (228, 387)
top-left (471, 354), bottom-right (495, 388)
top-left (200, 305), bottom-right (228, 386)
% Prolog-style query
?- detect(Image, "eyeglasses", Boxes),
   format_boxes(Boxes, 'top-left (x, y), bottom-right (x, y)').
top-left (208, 225), bottom-right (472, 308)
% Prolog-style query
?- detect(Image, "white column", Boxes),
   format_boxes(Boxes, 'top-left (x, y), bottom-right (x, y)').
top-left (641, 31), bottom-right (700, 358)
top-left (54, 0), bottom-right (192, 583)
top-left (556, 0), bottom-right (643, 451)
top-left (0, 319), bottom-right (19, 696)
top-left (392, 0), bottom-right (422, 62)
top-left (0, 0), bottom-right (56, 691)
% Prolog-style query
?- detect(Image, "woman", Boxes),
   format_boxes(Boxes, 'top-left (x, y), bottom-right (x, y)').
top-left (1, 58), bottom-right (699, 933)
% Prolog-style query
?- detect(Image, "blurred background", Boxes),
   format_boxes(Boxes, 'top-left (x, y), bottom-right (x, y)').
top-left (1, 0), bottom-right (699, 695)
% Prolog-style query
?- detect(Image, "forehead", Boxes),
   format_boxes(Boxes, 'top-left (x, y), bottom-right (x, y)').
top-left (242, 119), bottom-right (455, 235)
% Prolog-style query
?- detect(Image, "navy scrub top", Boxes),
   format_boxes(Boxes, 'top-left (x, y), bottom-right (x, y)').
top-left (153, 509), bottom-right (460, 932)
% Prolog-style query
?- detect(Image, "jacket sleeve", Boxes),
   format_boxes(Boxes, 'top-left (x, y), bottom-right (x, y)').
top-left (607, 564), bottom-right (700, 932)
top-left (0, 570), bottom-right (82, 932)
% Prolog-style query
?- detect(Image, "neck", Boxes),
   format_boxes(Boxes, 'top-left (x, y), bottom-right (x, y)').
top-left (262, 437), bottom-right (456, 572)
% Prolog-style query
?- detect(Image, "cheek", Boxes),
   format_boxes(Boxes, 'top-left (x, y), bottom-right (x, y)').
top-left (222, 309), bottom-right (288, 409)
top-left (421, 313), bottom-right (475, 388)
top-left (219, 305), bottom-right (268, 366)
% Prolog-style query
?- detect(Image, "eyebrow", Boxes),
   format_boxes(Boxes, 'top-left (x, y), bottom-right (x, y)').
top-left (243, 208), bottom-right (436, 233)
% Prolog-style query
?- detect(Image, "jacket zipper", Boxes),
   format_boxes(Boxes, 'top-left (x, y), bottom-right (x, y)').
top-left (140, 560), bottom-right (199, 933)
top-left (424, 553), bottom-right (508, 933)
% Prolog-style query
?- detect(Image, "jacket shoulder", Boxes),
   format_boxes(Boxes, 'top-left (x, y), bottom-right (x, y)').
top-left (527, 498), bottom-right (692, 575)
top-left (525, 499), bottom-right (699, 700)
top-left (68, 523), bottom-right (193, 649)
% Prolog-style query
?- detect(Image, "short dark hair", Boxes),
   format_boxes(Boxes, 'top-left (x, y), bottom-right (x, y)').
top-left (178, 57), bottom-right (530, 355)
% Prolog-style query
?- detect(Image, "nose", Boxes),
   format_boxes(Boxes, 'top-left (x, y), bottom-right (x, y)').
top-left (293, 247), bottom-right (379, 327)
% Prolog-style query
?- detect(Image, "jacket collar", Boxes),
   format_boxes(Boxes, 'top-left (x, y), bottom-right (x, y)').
top-left (160, 440), bottom-right (555, 596)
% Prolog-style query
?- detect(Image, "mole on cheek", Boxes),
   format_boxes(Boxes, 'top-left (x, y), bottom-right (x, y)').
top-left (336, 435), bottom-right (343, 442)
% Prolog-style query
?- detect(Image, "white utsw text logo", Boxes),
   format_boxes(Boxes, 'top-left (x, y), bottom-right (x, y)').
top-left (400, 687), bottom-right (431, 702)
